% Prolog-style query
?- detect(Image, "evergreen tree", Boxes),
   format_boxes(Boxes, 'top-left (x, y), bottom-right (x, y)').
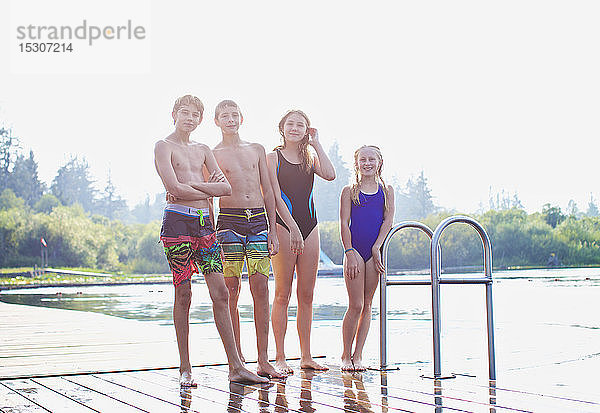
top-left (0, 127), bottom-right (19, 190)
top-left (313, 141), bottom-right (350, 221)
top-left (7, 150), bottom-right (46, 206)
top-left (50, 156), bottom-right (97, 212)
top-left (511, 193), bottom-right (524, 209)
top-left (567, 200), bottom-right (580, 218)
top-left (488, 188), bottom-right (524, 211)
top-left (586, 194), bottom-right (599, 217)
top-left (96, 171), bottom-right (128, 220)
top-left (394, 171), bottom-right (436, 220)
top-left (407, 171), bottom-right (436, 218)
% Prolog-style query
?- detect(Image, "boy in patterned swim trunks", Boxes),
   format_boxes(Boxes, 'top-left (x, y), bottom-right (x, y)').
top-left (154, 95), bottom-right (267, 386)
top-left (212, 100), bottom-right (285, 379)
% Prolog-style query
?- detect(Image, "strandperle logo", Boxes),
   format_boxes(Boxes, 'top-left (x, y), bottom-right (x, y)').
top-left (16, 20), bottom-right (146, 46)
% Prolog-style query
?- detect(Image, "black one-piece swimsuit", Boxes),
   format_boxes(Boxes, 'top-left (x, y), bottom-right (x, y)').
top-left (275, 149), bottom-right (318, 240)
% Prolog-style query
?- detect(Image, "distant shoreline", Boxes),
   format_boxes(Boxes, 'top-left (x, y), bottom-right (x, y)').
top-left (1, 265), bottom-right (598, 292)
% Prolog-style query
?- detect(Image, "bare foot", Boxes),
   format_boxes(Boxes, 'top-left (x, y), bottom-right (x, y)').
top-left (352, 357), bottom-right (366, 372)
top-left (300, 358), bottom-right (329, 371)
top-left (275, 359), bottom-right (294, 375)
top-left (230, 366), bottom-right (269, 384)
top-left (341, 357), bottom-right (354, 371)
top-left (258, 361), bottom-right (287, 379)
top-left (179, 370), bottom-right (197, 387)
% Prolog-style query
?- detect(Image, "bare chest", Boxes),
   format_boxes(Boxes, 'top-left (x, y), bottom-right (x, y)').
top-left (215, 147), bottom-right (259, 179)
top-left (170, 146), bottom-right (206, 176)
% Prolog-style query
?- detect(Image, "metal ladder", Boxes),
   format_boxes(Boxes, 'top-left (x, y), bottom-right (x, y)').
top-left (379, 215), bottom-right (496, 380)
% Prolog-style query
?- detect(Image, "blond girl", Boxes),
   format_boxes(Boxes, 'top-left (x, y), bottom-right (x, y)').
top-left (340, 145), bottom-right (395, 371)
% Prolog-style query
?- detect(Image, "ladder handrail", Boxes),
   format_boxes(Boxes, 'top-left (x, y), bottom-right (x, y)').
top-left (380, 221), bottom-right (435, 370)
top-left (430, 215), bottom-right (496, 380)
top-left (379, 216), bottom-right (496, 381)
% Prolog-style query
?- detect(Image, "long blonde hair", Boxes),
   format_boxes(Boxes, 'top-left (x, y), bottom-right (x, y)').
top-left (351, 145), bottom-right (389, 211)
top-left (275, 110), bottom-right (313, 174)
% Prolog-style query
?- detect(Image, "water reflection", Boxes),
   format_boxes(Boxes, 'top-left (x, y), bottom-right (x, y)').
top-left (433, 379), bottom-right (442, 413)
top-left (342, 372), bottom-right (373, 413)
top-left (300, 369), bottom-right (317, 413)
top-left (180, 387), bottom-right (192, 412)
top-left (489, 379), bottom-right (497, 413)
top-left (228, 381), bottom-right (273, 413)
top-left (228, 382), bottom-right (256, 412)
top-left (274, 381), bottom-right (289, 412)
top-left (379, 372), bottom-right (389, 413)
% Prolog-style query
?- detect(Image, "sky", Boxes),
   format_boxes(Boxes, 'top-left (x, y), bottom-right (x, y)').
top-left (1, 0), bottom-right (599, 214)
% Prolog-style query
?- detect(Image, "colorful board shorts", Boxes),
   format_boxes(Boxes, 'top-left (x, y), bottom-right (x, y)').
top-left (216, 207), bottom-right (270, 278)
top-left (160, 204), bottom-right (223, 287)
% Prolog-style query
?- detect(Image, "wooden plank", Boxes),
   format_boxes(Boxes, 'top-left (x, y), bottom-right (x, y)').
top-left (95, 372), bottom-right (218, 412)
top-left (148, 369), bottom-right (310, 413)
top-left (33, 377), bottom-right (145, 413)
top-left (207, 364), bottom-right (504, 413)
top-left (0, 301), bottom-right (230, 379)
top-left (65, 375), bottom-right (180, 413)
top-left (1, 379), bottom-right (96, 413)
top-left (141, 370), bottom-right (265, 413)
top-left (196, 367), bottom-right (351, 412)
top-left (0, 382), bottom-right (49, 413)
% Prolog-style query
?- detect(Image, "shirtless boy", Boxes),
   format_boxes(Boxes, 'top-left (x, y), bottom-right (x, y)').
top-left (212, 99), bottom-right (285, 379)
top-left (154, 95), bottom-right (267, 386)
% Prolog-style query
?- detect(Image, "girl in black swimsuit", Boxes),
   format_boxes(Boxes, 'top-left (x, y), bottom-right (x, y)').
top-left (267, 109), bottom-right (336, 374)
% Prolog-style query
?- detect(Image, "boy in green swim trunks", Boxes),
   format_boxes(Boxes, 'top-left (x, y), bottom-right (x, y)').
top-left (212, 99), bottom-right (285, 379)
top-left (155, 95), bottom-right (267, 386)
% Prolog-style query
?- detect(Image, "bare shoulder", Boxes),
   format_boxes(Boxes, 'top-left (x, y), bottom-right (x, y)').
top-left (385, 184), bottom-right (394, 194)
top-left (190, 140), bottom-right (211, 152)
top-left (266, 150), bottom-right (277, 162)
top-left (154, 138), bottom-right (172, 154)
top-left (341, 185), bottom-right (352, 197)
top-left (249, 141), bottom-right (267, 155)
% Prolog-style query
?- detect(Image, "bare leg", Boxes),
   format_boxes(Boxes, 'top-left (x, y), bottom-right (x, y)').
top-left (174, 281), bottom-right (195, 385)
top-left (204, 272), bottom-right (267, 383)
top-left (341, 255), bottom-right (366, 371)
top-left (352, 258), bottom-right (380, 371)
top-left (296, 228), bottom-right (328, 371)
top-left (250, 273), bottom-right (285, 379)
top-left (271, 224), bottom-right (296, 374)
top-left (224, 276), bottom-right (245, 363)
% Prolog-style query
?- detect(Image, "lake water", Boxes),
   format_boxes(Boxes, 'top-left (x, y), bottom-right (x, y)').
top-left (2, 267), bottom-right (599, 402)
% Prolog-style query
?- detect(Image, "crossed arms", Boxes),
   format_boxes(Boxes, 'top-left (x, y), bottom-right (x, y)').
top-left (154, 140), bottom-right (231, 201)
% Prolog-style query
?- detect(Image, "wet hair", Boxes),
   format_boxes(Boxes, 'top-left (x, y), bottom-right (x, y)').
top-left (351, 145), bottom-right (390, 211)
top-left (172, 95), bottom-right (204, 117)
top-left (214, 99), bottom-right (242, 120)
top-left (275, 109), bottom-right (313, 174)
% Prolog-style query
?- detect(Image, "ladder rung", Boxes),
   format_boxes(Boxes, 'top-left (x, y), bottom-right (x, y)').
top-left (386, 278), bottom-right (492, 286)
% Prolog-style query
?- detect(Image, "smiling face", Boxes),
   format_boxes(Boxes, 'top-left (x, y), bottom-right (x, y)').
top-left (355, 146), bottom-right (382, 178)
top-left (282, 112), bottom-right (309, 144)
top-left (214, 104), bottom-right (242, 134)
top-left (172, 103), bottom-right (202, 133)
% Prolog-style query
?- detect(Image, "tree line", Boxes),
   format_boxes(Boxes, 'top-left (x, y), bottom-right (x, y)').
top-left (2, 125), bottom-right (600, 272)
top-left (2, 186), bottom-right (600, 272)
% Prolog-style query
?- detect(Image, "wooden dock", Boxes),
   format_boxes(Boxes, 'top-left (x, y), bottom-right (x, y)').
top-left (3, 364), bottom-right (600, 412)
top-left (1, 302), bottom-right (599, 412)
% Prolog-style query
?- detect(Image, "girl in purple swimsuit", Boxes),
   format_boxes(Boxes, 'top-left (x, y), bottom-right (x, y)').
top-left (339, 145), bottom-right (395, 371)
